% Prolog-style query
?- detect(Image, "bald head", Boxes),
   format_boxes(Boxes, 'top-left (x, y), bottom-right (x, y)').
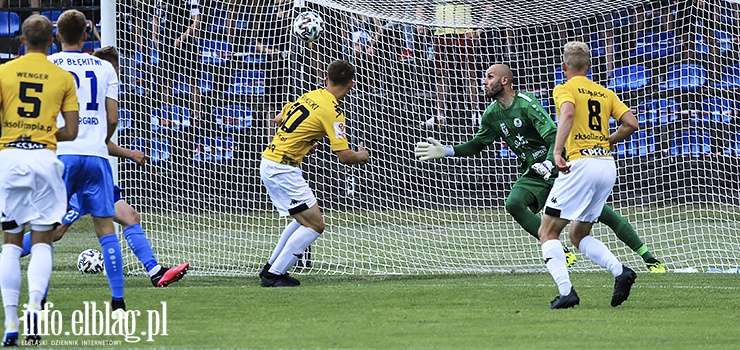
top-left (483, 64), bottom-right (515, 99)
top-left (21, 15), bottom-right (53, 51)
top-left (489, 64), bottom-right (513, 83)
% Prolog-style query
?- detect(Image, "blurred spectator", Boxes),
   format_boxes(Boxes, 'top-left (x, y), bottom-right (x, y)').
top-left (1, 0), bottom-right (40, 14)
top-left (153, 0), bottom-right (202, 120)
top-left (675, 0), bottom-right (723, 82)
top-left (417, 1), bottom-right (483, 127)
top-left (344, 12), bottom-right (383, 92)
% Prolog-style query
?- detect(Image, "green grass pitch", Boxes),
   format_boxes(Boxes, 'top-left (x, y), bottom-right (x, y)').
top-left (22, 223), bottom-right (740, 349)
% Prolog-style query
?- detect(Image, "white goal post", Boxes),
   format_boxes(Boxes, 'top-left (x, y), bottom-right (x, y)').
top-left (112, 0), bottom-right (740, 275)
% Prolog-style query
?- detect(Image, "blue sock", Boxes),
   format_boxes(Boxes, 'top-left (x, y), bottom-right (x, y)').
top-left (98, 234), bottom-right (124, 300)
top-left (21, 232), bottom-right (32, 258)
top-left (123, 224), bottom-right (158, 272)
top-left (20, 232), bottom-right (53, 258)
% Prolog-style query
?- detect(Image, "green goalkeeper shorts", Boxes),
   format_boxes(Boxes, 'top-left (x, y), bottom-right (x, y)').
top-left (509, 174), bottom-right (556, 213)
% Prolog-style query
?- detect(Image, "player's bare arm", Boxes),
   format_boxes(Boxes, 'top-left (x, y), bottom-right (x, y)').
top-left (57, 110), bottom-right (79, 141)
top-left (108, 141), bottom-right (147, 166)
top-left (105, 97), bottom-right (118, 144)
top-left (336, 142), bottom-right (369, 165)
top-left (553, 101), bottom-right (574, 174)
top-left (609, 110), bottom-right (639, 150)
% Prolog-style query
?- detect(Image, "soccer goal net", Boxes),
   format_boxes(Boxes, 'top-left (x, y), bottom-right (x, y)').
top-left (114, 0), bottom-right (740, 275)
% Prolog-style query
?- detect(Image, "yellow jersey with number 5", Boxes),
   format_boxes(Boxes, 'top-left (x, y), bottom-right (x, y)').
top-left (263, 88), bottom-right (350, 166)
top-left (553, 76), bottom-right (630, 161)
top-left (0, 52), bottom-right (78, 151)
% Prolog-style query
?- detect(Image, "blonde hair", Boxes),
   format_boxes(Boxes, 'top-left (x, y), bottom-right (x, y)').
top-left (562, 41), bottom-right (591, 73)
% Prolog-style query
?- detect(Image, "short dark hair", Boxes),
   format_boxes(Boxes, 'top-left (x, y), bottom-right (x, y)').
top-left (93, 46), bottom-right (119, 69)
top-left (327, 60), bottom-right (355, 87)
top-left (21, 15), bottom-right (53, 50)
top-left (56, 10), bottom-right (88, 45)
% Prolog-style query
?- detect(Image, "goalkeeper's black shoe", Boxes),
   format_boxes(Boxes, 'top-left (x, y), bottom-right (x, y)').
top-left (611, 266), bottom-right (637, 307)
top-left (259, 263), bottom-right (300, 285)
top-left (261, 271), bottom-right (299, 287)
top-left (549, 287), bottom-right (580, 309)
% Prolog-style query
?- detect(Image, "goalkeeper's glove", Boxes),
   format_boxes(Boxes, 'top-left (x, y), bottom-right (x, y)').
top-left (415, 137), bottom-right (454, 161)
top-left (531, 160), bottom-right (554, 180)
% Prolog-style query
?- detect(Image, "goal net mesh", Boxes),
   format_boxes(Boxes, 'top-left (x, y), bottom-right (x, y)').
top-left (114, 0), bottom-right (740, 275)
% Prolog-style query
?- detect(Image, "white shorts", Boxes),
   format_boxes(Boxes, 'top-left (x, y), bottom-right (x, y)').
top-left (260, 158), bottom-right (317, 216)
top-left (0, 149), bottom-right (67, 232)
top-left (544, 157), bottom-right (616, 223)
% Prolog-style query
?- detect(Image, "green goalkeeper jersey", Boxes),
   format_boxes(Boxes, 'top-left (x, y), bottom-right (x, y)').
top-left (453, 91), bottom-right (557, 177)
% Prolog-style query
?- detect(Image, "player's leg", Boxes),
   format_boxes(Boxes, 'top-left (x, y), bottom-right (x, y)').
top-left (1, 228), bottom-right (25, 345)
top-left (507, 177), bottom-right (577, 266)
top-left (84, 158), bottom-right (125, 312)
top-left (260, 219), bottom-right (301, 278)
top-left (114, 199), bottom-right (188, 287)
top-left (598, 205), bottom-right (665, 272)
top-left (538, 214), bottom-right (578, 309)
top-left (505, 185), bottom-right (543, 240)
top-left (570, 158), bottom-right (636, 307)
top-left (259, 159), bottom-right (317, 287)
top-left (266, 204), bottom-right (323, 283)
top-left (93, 216), bottom-right (125, 310)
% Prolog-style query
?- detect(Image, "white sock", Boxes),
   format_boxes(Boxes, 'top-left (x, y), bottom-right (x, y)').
top-left (269, 226), bottom-right (320, 275)
top-left (0, 244), bottom-right (22, 332)
top-left (27, 244), bottom-right (52, 310)
top-left (268, 220), bottom-right (301, 265)
top-left (542, 240), bottom-right (572, 295)
top-left (578, 235), bottom-right (623, 277)
top-left (148, 265), bottom-right (163, 277)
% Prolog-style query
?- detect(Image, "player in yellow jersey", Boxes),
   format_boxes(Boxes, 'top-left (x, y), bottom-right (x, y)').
top-left (0, 15), bottom-right (78, 346)
top-left (259, 60), bottom-right (369, 287)
top-left (539, 41), bottom-right (639, 309)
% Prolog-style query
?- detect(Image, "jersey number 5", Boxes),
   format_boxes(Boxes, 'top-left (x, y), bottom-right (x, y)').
top-left (18, 82), bottom-right (43, 118)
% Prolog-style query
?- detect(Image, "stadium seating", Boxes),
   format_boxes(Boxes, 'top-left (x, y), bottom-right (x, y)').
top-left (117, 108), bottom-right (132, 134)
top-left (173, 72), bottom-right (214, 96)
top-left (83, 40), bottom-right (101, 53)
top-left (659, 64), bottom-right (707, 91)
top-left (200, 39), bottom-right (232, 65)
top-left (208, 10), bottom-right (249, 32)
top-left (607, 65), bottom-right (651, 92)
top-left (41, 10), bottom-right (63, 23)
top-left (630, 31), bottom-right (676, 59)
top-left (214, 105), bottom-right (252, 132)
top-left (0, 11), bottom-right (20, 37)
top-left (725, 131), bottom-right (740, 156)
top-left (638, 99), bottom-right (680, 126)
top-left (193, 136), bottom-right (234, 163)
top-left (151, 106), bottom-right (191, 133)
top-left (716, 64), bottom-right (740, 89)
top-left (226, 70), bottom-right (266, 96)
top-left (669, 131), bottom-right (712, 157)
top-left (632, 131), bottom-right (656, 157)
top-left (551, 67), bottom-right (593, 87)
top-left (700, 98), bottom-right (737, 124)
top-left (696, 30), bottom-right (734, 57)
top-left (18, 43), bottom-right (58, 55)
top-left (132, 137), bottom-right (171, 164)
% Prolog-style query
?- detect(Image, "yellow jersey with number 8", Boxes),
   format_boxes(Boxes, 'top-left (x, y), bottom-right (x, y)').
top-left (263, 88), bottom-right (349, 166)
top-left (553, 76), bottom-right (630, 161)
top-left (0, 52), bottom-right (78, 151)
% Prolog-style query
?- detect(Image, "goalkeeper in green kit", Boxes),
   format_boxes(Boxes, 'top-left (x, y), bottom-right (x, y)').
top-left (415, 64), bottom-right (665, 272)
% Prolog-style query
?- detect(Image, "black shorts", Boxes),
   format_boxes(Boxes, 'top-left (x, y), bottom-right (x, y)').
top-left (158, 40), bottom-right (202, 82)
